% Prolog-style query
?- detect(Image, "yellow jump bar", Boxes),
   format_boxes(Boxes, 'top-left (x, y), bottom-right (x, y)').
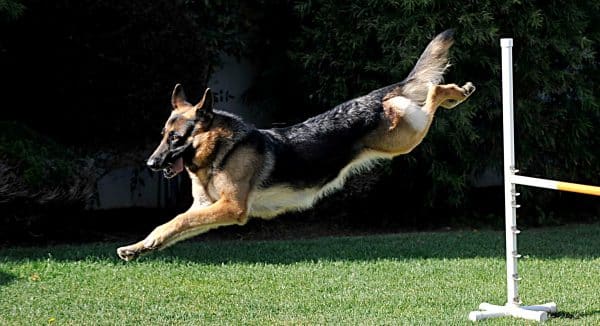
top-left (557, 182), bottom-right (600, 196)
top-left (510, 175), bottom-right (600, 197)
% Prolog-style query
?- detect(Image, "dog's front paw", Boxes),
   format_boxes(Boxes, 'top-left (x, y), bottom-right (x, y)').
top-left (142, 225), bottom-right (171, 250)
top-left (117, 246), bottom-right (138, 261)
top-left (117, 243), bottom-right (146, 261)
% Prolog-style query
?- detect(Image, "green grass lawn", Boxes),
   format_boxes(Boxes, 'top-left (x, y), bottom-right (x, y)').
top-left (1, 224), bottom-right (599, 325)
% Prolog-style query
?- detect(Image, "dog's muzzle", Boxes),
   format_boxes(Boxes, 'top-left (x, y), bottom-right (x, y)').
top-left (147, 142), bottom-right (191, 178)
top-left (146, 157), bottom-right (163, 171)
top-left (162, 157), bottom-right (184, 179)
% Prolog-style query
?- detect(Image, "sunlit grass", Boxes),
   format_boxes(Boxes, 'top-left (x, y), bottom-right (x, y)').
top-left (1, 224), bottom-right (599, 325)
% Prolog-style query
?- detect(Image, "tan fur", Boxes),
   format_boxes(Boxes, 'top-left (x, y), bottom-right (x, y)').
top-left (364, 82), bottom-right (474, 155)
top-left (117, 82), bottom-right (474, 261)
top-left (400, 34), bottom-right (454, 104)
top-left (191, 126), bottom-right (233, 170)
top-left (117, 144), bottom-right (259, 261)
top-left (117, 29), bottom-right (475, 261)
top-left (382, 100), bottom-right (404, 131)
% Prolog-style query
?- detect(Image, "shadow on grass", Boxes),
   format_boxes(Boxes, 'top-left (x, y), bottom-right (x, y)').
top-left (0, 270), bottom-right (17, 287)
top-left (554, 310), bottom-right (600, 320)
top-left (0, 224), bottom-right (598, 264)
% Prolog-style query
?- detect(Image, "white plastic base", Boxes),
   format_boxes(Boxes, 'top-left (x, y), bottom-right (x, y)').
top-left (469, 302), bottom-right (557, 322)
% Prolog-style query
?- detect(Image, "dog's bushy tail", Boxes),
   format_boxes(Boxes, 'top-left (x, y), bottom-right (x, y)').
top-left (400, 29), bottom-right (454, 103)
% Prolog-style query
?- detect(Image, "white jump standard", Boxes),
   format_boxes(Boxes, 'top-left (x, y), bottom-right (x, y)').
top-left (469, 38), bottom-right (600, 322)
top-left (468, 37), bottom-right (556, 322)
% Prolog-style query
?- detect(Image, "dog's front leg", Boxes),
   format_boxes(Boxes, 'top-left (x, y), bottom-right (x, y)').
top-left (117, 197), bottom-right (247, 261)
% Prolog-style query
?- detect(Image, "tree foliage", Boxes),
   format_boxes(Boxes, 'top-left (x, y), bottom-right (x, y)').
top-left (0, 0), bottom-right (263, 146)
top-left (0, 122), bottom-right (96, 231)
top-left (0, 0), bottom-right (24, 21)
top-left (274, 0), bottom-right (599, 223)
top-left (1, 0), bottom-right (598, 228)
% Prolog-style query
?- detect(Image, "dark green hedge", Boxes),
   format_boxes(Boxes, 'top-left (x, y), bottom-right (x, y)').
top-left (0, 122), bottom-right (96, 233)
top-left (1, 1), bottom-right (598, 228)
top-left (0, 0), bottom-right (263, 145)
top-left (269, 0), bottom-right (598, 224)
top-left (0, 0), bottom-right (24, 21)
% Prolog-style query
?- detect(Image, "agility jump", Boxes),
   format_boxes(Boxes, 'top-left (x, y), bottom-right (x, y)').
top-left (468, 38), bottom-right (600, 322)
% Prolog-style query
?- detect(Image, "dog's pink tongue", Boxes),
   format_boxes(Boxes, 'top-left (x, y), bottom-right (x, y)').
top-left (173, 157), bottom-right (184, 173)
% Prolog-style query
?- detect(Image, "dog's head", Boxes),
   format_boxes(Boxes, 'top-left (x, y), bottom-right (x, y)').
top-left (147, 84), bottom-right (214, 178)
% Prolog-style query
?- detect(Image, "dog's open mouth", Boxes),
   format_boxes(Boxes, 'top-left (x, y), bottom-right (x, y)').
top-left (163, 157), bottom-right (184, 179)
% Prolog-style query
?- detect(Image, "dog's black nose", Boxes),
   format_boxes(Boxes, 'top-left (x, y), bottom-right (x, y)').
top-left (147, 158), bottom-right (160, 170)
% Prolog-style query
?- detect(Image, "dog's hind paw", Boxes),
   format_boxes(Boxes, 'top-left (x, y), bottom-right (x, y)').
top-left (440, 82), bottom-right (476, 109)
top-left (462, 82), bottom-right (476, 97)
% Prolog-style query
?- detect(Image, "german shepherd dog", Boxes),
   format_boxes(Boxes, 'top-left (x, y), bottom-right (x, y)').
top-left (117, 29), bottom-right (475, 261)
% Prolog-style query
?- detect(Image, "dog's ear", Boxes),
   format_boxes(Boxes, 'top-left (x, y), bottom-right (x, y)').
top-left (171, 84), bottom-right (189, 109)
top-left (195, 88), bottom-right (214, 115)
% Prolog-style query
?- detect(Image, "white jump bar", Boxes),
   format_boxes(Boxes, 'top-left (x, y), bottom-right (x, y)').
top-left (511, 175), bottom-right (600, 196)
top-left (510, 175), bottom-right (558, 190)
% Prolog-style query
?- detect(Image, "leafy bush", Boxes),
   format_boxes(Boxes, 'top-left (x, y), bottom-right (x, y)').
top-left (274, 0), bottom-right (599, 224)
top-left (0, 0), bottom-right (24, 21)
top-left (0, 122), bottom-right (79, 187)
top-left (1, 1), bottom-right (598, 229)
top-left (0, 122), bottom-right (95, 230)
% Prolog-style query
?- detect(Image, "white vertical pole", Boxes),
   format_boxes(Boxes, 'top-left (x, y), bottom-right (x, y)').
top-left (468, 38), bottom-right (557, 321)
top-left (501, 38), bottom-right (520, 306)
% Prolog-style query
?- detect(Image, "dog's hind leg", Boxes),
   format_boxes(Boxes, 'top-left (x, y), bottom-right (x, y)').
top-left (432, 82), bottom-right (476, 110)
top-left (363, 82), bottom-right (475, 156)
